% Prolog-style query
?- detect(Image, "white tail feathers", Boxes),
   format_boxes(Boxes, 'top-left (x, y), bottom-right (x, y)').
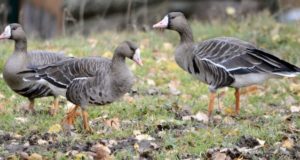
top-left (274, 72), bottom-right (300, 77)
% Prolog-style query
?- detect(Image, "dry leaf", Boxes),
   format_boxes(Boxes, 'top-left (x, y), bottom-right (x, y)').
top-left (15, 117), bottom-right (28, 124)
top-left (0, 92), bottom-right (5, 99)
top-left (290, 106), bottom-right (300, 113)
top-left (212, 152), bottom-right (227, 160)
top-left (163, 42), bottom-right (173, 51)
top-left (224, 107), bottom-right (235, 116)
top-left (133, 130), bottom-right (142, 136)
top-left (290, 83), bottom-right (300, 95)
top-left (223, 116), bottom-right (235, 125)
top-left (134, 143), bottom-right (139, 150)
top-left (7, 155), bottom-right (18, 160)
top-left (226, 6), bottom-right (236, 15)
top-left (0, 103), bottom-right (5, 113)
top-left (28, 153), bottom-right (43, 160)
top-left (48, 124), bottom-right (62, 133)
top-left (192, 112), bottom-right (209, 123)
top-left (147, 79), bottom-right (156, 86)
top-left (103, 51), bottom-right (113, 58)
top-left (282, 138), bottom-right (294, 149)
top-left (135, 134), bottom-right (155, 141)
top-left (90, 143), bottom-right (111, 160)
top-left (19, 152), bottom-right (29, 159)
top-left (165, 61), bottom-right (179, 72)
top-left (74, 153), bottom-right (87, 160)
top-left (87, 38), bottom-right (98, 48)
top-left (37, 139), bottom-right (48, 145)
top-left (168, 80), bottom-right (181, 95)
top-left (123, 94), bottom-right (134, 103)
top-left (104, 118), bottom-right (120, 130)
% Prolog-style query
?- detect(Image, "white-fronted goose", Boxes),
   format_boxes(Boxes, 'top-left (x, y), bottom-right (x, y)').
top-left (153, 12), bottom-right (300, 117)
top-left (0, 23), bottom-right (67, 115)
top-left (21, 41), bottom-right (142, 132)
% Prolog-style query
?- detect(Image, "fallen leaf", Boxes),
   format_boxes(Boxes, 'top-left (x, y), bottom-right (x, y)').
top-left (19, 152), bottom-right (29, 159)
top-left (90, 143), bottom-right (111, 160)
top-left (133, 130), bottom-right (142, 136)
top-left (224, 107), bottom-right (235, 116)
top-left (0, 103), bottom-right (5, 113)
top-left (15, 117), bottom-right (28, 124)
top-left (168, 80), bottom-right (181, 95)
top-left (87, 38), bottom-right (98, 48)
top-left (6, 155), bottom-right (18, 160)
top-left (104, 118), bottom-right (120, 130)
top-left (290, 106), bottom-right (300, 113)
top-left (290, 83), bottom-right (300, 96)
top-left (0, 92), bottom-right (5, 99)
top-left (134, 143), bottom-right (139, 150)
top-left (74, 153), bottom-right (87, 160)
top-left (282, 138), bottom-right (294, 149)
top-left (28, 153), bottom-right (42, 160)
top-left (163, 42), bottom-right (173, 52)
top-left (256, 138), bottom-right (265, 146)
top-left (37, 139), bottom-right (48, 145)
top-left (147, 79), bottom-right (156, 86)
top-left (103, 51), bottom-right (113, 58)
top-left (212, 152), bottom-right (227, 160)
top-left (135, 134), bottom-right (155, 141)
top-left (223, 116), bottom-right (235, 125)
top-left (122, 94), bottom-right (134, 103)
top-left (165, 61), bottom-right (180, 72)
top-left (226, 6), bottom-right (236, 15)
top-left (192, 112), bottom-right (209, 123)
top-left (48, 124), bottom-right (62, 133)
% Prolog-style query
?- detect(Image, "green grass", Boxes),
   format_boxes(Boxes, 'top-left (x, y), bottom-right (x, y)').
top-left (0, 12), bottom-right (300, 159)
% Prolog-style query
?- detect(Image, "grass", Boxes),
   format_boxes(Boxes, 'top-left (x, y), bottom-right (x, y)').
top-left (0, 12), bottom-right (300, 159)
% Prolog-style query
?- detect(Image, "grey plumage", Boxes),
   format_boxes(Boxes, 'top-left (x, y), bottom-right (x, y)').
top-left (22, 41), bottom-right (142, 132)
top-left (0, 24), bottom-right (67, 108)
top-left (11, 51), bottom-right (67, 99)
top-left (25, 56), bottom-right (135, 107)
top-left (175, 37), bottom-right (300, 91)
top-left (153, 12), bottom-right (300, 117)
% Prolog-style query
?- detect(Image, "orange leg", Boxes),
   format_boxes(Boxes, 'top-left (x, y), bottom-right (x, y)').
top-left (81, 109), bottom-right (92, 133)
top-left (49, 97), bottom-right (59, 116)
top-left (62, 105), bottom-right (80, 126)
top-left (235, 88), bottom-right (240, 114)
top-left (28, 99), bottom-right (35, 113)
top-left (208, 92), bottom-right (216, 118)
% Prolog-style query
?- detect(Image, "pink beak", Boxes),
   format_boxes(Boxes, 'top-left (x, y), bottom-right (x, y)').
top-left (133, 48), bottom-right (143, 66)
top-left (153, 16), bottom-right (169, 29)
top-left (0, 26), bottom-right (11, 39)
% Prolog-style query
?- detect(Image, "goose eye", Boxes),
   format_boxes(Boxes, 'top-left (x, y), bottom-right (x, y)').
top-left (170, 16), bottom-right (175, 19)
top-left (11, 27), bottom-right (17, 31)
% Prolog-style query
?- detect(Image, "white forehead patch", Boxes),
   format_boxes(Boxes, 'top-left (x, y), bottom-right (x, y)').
top-left (2, 26), bottom-right (11, 38)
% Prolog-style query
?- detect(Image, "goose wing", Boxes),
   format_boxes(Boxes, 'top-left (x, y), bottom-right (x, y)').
top-left (22, 57), bottom-right (111, 89)
top-left (195, 37), bottom-right (300, 77)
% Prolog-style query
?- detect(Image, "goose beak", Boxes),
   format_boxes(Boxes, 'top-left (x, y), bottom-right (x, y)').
top-left (0, 26), bottom-right (11, 39)
top-left (133, 48), bottom-right (143, 66)
top-left (153, 16), bottom-right (168, 29)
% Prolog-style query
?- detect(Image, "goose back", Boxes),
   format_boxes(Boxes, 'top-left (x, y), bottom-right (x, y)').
top-left (4, 50), bottom-right (67, 98)
top-left (27, 56), bottom-right (134, 107)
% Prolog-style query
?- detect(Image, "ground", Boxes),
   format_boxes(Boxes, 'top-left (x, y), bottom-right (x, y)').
top-left (0, 13), bottom-right (300, 159)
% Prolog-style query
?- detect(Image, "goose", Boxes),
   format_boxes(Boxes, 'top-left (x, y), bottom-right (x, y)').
top-left (0, 23), bottom-right (68, 115)
top-left (20, 41), bottom-right (142, 132)
top-left (153, 12), bottom-right (300, 118)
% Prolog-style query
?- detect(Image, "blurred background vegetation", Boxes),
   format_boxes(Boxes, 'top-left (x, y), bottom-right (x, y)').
top-left (0, 0), bottom-right (299, 39)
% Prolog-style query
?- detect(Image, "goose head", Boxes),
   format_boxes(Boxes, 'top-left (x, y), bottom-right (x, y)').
top-left (115, 41), bottom-right (143, 66)
top-left (0, 23), bottom-right (26, 41)
top-left (153, 12), bottom-right (189, 32)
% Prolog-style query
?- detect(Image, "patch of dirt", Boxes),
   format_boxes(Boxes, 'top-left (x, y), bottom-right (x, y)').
top-left (0, 129), bottom-right (161, 159)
